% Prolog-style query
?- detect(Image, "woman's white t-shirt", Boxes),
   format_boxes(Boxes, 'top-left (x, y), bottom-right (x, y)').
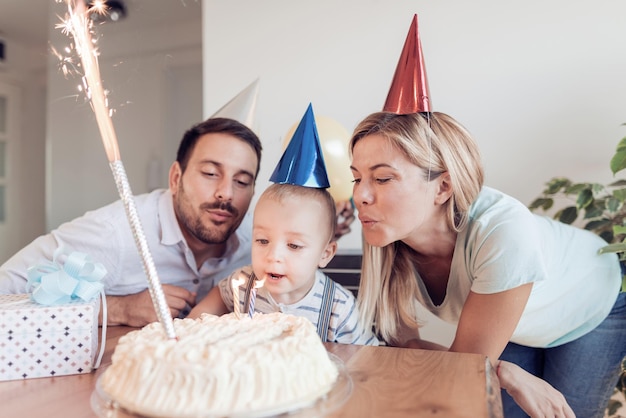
top-left (415, 186), bottom-right (622, 348)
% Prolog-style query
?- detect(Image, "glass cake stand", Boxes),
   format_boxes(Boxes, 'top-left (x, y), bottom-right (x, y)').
top-left (91, 354), bottom-right (353, 418)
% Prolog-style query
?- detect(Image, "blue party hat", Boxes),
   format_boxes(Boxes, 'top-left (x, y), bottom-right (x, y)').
top-left (270, 104), bottom-right (330, 188)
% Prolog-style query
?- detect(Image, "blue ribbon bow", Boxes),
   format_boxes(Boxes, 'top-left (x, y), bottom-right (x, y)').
top-left (26, 248), bottom-right (107, 306)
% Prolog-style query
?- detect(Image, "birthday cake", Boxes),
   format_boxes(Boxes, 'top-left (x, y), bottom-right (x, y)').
top-left (99, 312), bottom-right (339, 417)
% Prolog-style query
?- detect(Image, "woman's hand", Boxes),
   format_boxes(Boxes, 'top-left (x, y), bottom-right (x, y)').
top-left (497, 360), bottom-right (575, 418)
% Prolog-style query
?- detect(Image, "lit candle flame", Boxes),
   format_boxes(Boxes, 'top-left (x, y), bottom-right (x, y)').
top-left (254, 277), bottom-right (265, 289)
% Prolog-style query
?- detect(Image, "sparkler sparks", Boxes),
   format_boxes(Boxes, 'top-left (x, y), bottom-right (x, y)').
top-left (58, 0), bottom-right (119, 161)
top-left (55, 0), bottom-right (176, 340)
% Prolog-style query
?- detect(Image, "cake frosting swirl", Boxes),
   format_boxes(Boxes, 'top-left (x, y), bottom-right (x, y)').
top-left (100, 312), bottom-right (339, 417)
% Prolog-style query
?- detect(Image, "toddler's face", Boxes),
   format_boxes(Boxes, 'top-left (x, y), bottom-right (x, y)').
top-left (251, 194), bottom-right (335, 305)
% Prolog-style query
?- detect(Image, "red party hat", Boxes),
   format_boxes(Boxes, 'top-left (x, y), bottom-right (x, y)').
top-left (383, 14), bottom-right (432, 114)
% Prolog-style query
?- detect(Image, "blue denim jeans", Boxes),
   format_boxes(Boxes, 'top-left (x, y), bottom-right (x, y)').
top-left (499, 291), bottom-right (626, 418)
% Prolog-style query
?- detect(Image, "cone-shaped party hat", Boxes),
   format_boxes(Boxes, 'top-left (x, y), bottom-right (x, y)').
top-left (210, 78), bottom-right (260, 131)
top-left (383, 14), bottom-right (431, 114)
top-left (270, 103), bottom-right (330, 188)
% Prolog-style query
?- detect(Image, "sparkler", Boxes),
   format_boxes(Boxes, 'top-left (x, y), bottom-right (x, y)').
top-left (57, 0), bottom-right (176, 339)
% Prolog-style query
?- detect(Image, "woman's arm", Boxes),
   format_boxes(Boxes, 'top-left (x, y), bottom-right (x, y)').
top-left (450, 285), bottom-right (532, 362)
top-left (448, 286), bottom-right (574, 417)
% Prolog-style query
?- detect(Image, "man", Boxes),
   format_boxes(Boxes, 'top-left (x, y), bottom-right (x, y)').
top-left (0, 118), bottom-right (262, 327)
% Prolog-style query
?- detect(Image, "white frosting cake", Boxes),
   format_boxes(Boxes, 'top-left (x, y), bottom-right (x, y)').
top-left (100, 312), bottom-right (339, 417)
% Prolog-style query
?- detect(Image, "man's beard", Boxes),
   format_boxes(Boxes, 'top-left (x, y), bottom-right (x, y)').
top-left (175, 187), bottom-right (242, 245)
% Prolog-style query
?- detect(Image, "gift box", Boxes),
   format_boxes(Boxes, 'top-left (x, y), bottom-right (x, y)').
top-left (0, 293), bottom-right (101, 381)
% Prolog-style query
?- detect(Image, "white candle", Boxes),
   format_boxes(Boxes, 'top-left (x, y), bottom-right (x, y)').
top-left (232, 275), bottom-right (246, 319)
top-left (248, 277), bottom-right (266, 318)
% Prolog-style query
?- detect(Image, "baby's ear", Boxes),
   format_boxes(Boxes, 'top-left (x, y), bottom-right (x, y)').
top-left (318, 240), bottom-right (338, 268)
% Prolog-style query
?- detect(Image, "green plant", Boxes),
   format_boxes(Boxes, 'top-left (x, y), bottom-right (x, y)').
top-left (529, 130), bottom-right (626, 415)
top-left (529, 131), bottom-right (626, 292)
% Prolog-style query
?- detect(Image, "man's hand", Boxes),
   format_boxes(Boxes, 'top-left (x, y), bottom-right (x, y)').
top-left (498, 360), bottom-right (576, 418)
top-left (334, 200), bottom-right (356, 241)
top-left (103, 285), bottom-right (196, 327)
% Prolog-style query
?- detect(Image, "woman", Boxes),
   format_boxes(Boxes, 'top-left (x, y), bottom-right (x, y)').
top-left (350, 111), bottom-right (625, 418)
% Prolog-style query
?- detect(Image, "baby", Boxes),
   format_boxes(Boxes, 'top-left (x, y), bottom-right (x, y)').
top-left (189, 183), bottom-right (378, 345)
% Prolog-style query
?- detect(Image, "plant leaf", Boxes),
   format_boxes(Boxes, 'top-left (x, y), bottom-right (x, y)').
top-left (591, 183), bottom-right (607, 196)
top-left (576, 188), bottom-right (594, 209)
top-left (599, 230), bottom-right (615, 243)
top-left (598, 242), bottom-right (626, 254)
top-left (612, 188), bottom-right (626, 202)
top-left (583, 203), bottom-right (604, 219)
top-left (585, 218), bottom-right (612, 230)
top-left (613, 225), bottom-right (626, 236)
top-left (607, 196), bottom-right (621, 212)
top-left (545, 178), bottom-right (571, 195)
top-left (610, 147), bottom-right (626, 175)
top-left (615, 135), bottom-right (626, 151)
top-left (557, 206), bottom-right (579, 224)
top-left (529, 198), bottom-right (553, 211)
top-left (608, 179), bottom-right (626, 187)
top-left (565, 183), bottom-right (590, 195)
top-left (606, 398), bottom-right (621, 416)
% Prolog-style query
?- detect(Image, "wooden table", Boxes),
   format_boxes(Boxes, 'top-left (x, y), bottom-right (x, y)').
top-left (0, 326), bottom-right (503, 417)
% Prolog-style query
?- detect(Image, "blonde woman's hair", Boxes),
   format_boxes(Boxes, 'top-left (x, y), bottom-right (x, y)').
top-left (258, 183), bottom-right (337, 243)
top-left (350, 112), bottom-right (484, 344)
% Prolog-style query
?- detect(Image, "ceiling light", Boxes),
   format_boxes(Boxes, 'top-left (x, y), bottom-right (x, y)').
top-left (89, 0), bottom-right (127, 23)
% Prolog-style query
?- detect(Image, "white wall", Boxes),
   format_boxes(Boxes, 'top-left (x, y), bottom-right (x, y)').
top-left (0, 36), bottom-right (47, 263)
top-left (202, 0), bottom-right (626, 251)
top-left (8, 0), bottom-right (626, 268)
top-left (45, 1), bottom-right (203, 229)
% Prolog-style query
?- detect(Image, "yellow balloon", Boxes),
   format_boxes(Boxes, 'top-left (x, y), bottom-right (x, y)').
top-left (283, 115), bottom-right (353, 202)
